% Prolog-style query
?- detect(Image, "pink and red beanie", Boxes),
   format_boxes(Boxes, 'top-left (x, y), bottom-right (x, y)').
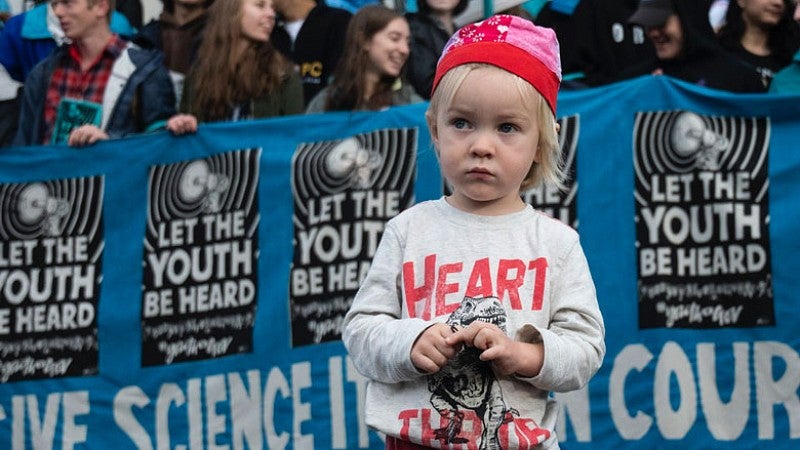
top-left (432, 14), bottom-right (562, 116)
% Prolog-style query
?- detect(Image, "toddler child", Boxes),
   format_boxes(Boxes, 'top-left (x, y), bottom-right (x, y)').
top-left (342, 14), bottom-right (606, 450)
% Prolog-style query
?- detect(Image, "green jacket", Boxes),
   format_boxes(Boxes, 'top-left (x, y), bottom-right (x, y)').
top-left (181, 71), bottom-right (304, 121)
top-left (304, 80), bottom-right (423, 114)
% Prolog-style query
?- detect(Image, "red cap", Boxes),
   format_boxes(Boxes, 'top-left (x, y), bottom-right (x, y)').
top-left (432, 14), bottom-right (562, 115)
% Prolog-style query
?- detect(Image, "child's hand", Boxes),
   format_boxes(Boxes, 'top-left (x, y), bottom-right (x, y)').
top-left (410, 323), bottom-right (459, 374)
top-left (446, 322), bottom-right (543, 377)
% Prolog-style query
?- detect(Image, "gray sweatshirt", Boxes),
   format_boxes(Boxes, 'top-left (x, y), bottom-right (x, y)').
top-left (343, 198), bottom-right (606, 449)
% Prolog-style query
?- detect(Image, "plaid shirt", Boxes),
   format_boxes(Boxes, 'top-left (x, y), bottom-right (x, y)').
top-left (42, 35), bottom-right (128, 144)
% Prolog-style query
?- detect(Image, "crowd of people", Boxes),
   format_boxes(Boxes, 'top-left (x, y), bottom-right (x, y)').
top-left (1, 0), bottom-right (800, 147)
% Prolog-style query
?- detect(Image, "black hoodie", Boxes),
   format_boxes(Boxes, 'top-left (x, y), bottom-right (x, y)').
top-left (271, 4), bottom-right (352, 106)
top-left (619, 0), bottom-right (765, 93)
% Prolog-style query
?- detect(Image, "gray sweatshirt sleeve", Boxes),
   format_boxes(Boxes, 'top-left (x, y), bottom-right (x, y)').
top-left (519, 237), bottom-right (606, 392)
top-left (342, 220), bottom-right (433, 384)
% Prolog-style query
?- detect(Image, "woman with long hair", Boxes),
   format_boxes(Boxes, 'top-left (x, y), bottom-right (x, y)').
top-left (169, 0), bottom-right (303, 130)
top-left (717, 0), bottom-right (800, 88)
top-left (305, 4), bottom-right (421, 113)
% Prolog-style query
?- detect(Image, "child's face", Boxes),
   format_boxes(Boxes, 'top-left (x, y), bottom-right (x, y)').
top-left (430, 67), bottom-right (540, 215)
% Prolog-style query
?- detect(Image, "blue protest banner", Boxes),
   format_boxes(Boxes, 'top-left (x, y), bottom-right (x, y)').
top-left (0, 76), bottom-right (798, 449)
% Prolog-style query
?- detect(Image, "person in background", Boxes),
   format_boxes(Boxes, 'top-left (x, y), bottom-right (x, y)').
top-left (134, 0), bottom-right (213, 108)
top-left (342, 14), bottom-right (605, 450)
top-left (0, 0), bottom-right (134, 82)
top-left (403, 0), bottom-right (468, 99)
top-left (497, 3), bottom-right (536, 20)
top-left (533, 0), bottom-right (583, 84)
top-left (769, 0), bottom-right (800, 92)
top-left (1, 0), bottom-right (11, 22)
top-left (717, 0), bottom-right (800, 89)
top-left (622, 0), bottom-right (765, 92)
top-left (166, 0), bottom-right (303, 134)
top-left (13, 0), bottom-right (175, 147)
top-left (0, 0), bottom-right (135, 147)
top-left (0, 65), bottom-right (19, 147)
top-left (115, 0), bottom-right (141, 28)
top-left (564, 0), bottom-right (656, 87)
top-left (1, 0), bottom-right (18, 147)
top-left (305, 4), bottom-right (420, 114)
top-left (270, 0), bottom-right (351, 106)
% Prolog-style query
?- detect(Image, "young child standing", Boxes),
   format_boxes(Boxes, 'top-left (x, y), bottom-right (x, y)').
top-left (342, 14), bottom-right (605, 450)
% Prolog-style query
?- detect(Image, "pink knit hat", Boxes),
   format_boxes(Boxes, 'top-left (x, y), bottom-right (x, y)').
top-left (432, 14), bottom-right (562, 115)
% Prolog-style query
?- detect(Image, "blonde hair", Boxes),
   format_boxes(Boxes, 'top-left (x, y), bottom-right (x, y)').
top-left (426, 63), bottom-right (564, 192)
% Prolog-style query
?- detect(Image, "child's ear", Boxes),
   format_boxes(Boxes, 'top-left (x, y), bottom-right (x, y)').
top-left (425, 111), bottom-right (439, 146)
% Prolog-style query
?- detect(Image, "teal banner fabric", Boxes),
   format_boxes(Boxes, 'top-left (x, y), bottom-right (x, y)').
top-left (0, 76), bottom-right (798, 449)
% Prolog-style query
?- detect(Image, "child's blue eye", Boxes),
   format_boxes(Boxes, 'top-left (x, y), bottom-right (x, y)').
top-left (499, 123), bottom-right (518, 133)
top-left (452, 119), bottom-right (468, 129)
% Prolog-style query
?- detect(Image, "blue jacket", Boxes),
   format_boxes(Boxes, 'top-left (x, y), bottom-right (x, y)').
top-left (0, 3), bottom-right (135, 82)
top-left (14, 41), bottom-right (176, 146)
